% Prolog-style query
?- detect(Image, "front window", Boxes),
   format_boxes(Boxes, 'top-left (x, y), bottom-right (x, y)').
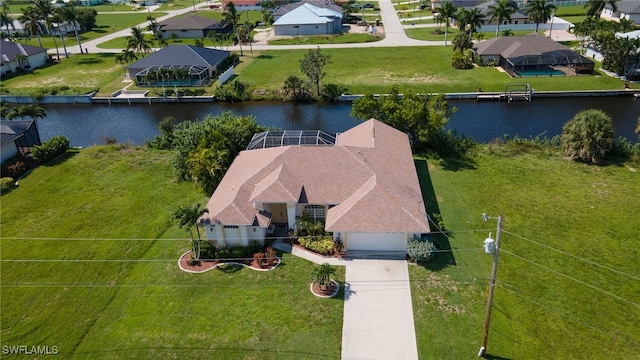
top-left (303, 205), bottom-right (325, 222)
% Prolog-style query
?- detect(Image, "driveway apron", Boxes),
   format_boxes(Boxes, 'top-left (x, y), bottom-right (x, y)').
top-left (342, 259), bottom-right (418, 360)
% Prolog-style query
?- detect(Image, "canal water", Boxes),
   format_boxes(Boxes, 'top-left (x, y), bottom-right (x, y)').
top-left (38, 97), bottom-right (640, 147)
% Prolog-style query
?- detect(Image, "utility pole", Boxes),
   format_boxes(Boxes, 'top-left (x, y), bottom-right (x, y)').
top-left (478, 214), bottom-right (503, 358)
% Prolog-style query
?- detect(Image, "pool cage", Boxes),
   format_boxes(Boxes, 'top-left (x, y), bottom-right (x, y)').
top-left (134, 65), bottom-right (211, 87)
top-left (247, 130), bottom-right (337, 150)
top-left (502, 50), bottom-right (594, 77)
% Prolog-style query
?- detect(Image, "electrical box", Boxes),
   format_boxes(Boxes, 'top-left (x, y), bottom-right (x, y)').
top-left (484, 233), bottom-right (495, 254)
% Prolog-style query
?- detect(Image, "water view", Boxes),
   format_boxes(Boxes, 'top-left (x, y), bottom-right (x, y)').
top-left (39, 97), bottom-right (640, 147)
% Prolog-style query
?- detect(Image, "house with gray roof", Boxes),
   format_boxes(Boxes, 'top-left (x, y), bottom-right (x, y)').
top-left (198, 119), bottom-right (431, 254)
top-left (158, 15), bottom-right (231, 39)
top-left (273, 1), bottom-right (344, 36)
top-left (601, 0), bottom-right (640, 24)
top-left (473, 35), bottom-right (594, 77)
top-left (125, 45), bottom-right (230, 86)
top-left (0, 41), bottom-right (48, 76)
top-left (0, 120), bottom-right (42, 164)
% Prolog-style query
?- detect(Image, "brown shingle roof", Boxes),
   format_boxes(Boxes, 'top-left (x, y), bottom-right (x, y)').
top-left (473, 34), bottom-right (567, 57)
top-left (200, 119), bottom-right (430, 233)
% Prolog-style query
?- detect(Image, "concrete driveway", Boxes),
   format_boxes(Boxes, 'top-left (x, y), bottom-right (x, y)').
top-left (341, 259), bottom-right (418, 360)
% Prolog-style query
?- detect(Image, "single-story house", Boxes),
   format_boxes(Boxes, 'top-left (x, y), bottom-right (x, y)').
top-left (601, 0), bottom-right (640, 23)
top-left (473, 0), bottom-right (528, 26)
top-left (473, 35), bottom-right (594, 77)
top-left (198, 119), bottom-right (431, 254)
top-left (0, 41), bottom-right (48, 75)
top-left (222, 0), bottom-right (261, 11)
top-left (158, 15), bottom-right (231, 39)
top-left (125, 45), bottom-right (230, 86)
top-left (0, 120), bottom-right (42, 164)
top-left (273, 2), bottom-right (343, 36)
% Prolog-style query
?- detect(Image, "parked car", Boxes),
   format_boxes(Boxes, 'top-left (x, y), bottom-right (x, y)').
top-left (363, 3), bottom-right (374, 9)
top-left (351, 3), bottom-right (362, 9)
top-left (209, 4), bottom-right (220, 8)
top-left (418, 4), bottom-right (429, 10)
top-left (345, 15), bottom-right (363, 24)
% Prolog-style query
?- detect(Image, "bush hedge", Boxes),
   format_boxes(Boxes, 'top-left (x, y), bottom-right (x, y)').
top-left (407, 238), bottom-right (437, 264)
top-left (32, 135), bottom-right (70, 164)
top-left (298, 236), bottom-right (333, 255)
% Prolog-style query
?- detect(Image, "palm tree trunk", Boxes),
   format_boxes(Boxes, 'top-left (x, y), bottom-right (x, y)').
top-left (51, 31), bottom-right (60, 60)
top-left (73, 22), bottom-right (83, 54)
top-left (36, 32), bottom-right (43, 48)
top-left (58, 28), bottom-right (68, 58)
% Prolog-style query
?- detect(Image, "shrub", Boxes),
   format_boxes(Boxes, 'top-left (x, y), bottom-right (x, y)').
top-left (32, 135), bottom-right (70, 164)
top-left (561, 109), bottom-right (614, 164)
top-left (298, 236), bottom-right (334, 255)
top-left (199, 240), bottom-right (216, 260)
top-left (321, 83), bottom-right (348, 102)
top-left (611, 136), bottom-right (640, 157)
top-left (1, 177), bottom-right (15, 193)
top-left (451, 50), bottom-right (473, 69)
top-left (407, 238), bottom-right (437, 264)
top-left (4, 159), bottom-right (25, 178)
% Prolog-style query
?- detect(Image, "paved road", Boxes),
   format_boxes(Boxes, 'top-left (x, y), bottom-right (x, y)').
top-left (342, 259), bottom-right (419, 360)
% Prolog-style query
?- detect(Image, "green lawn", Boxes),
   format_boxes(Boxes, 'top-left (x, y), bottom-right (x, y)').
top-left (0, 53), bottom-right (121, 96)
top-left (0, 145), bottom-right (345, 359)
top-left (268, 33), bottom-right (381, 45)
top-left (237, 47), bottom-right (629, 96)
top-left (17, 13), bottom-right (163, 51)
top-left (405, 28), bottom-right (543, 41)
top-left (554, 5), bottom-right (587, 17)
top-left (412, 150), bottom-right (640, 359)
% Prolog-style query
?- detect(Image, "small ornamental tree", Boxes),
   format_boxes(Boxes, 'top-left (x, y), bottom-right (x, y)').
top-left (300, 47), bottom-right (331, 98)
top-left (407, 238), bottom-right (437, 264)
top-left (561, 109), bottom-right (615, 164)
top-left (310, 262), bottom-right (336, 290)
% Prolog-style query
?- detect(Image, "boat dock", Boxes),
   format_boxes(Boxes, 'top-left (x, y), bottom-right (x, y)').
top-left (477, 84), bottom-right (533, 103)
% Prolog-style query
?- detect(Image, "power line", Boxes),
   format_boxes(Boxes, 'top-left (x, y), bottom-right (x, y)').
top-left (501, 229), bottom-right (640, 281)
top-left (500, 249), bottom-right (640, 308)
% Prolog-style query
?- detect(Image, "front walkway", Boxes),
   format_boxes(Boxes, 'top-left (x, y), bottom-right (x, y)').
top-left (342, 259), bottom-right (418, 360)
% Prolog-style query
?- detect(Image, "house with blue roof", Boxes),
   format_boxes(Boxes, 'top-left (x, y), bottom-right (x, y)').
top-left (273, 1), bottom-right (343, 36)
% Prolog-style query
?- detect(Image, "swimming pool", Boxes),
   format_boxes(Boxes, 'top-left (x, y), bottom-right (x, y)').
top-left (515, 69), bottom-right (565, 77)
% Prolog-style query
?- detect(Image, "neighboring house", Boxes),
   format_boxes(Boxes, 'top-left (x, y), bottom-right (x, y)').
top-left (222, 0), bottom-right (261, 11)
top-left (158, 15), bottom-right (230, 39)
top-left (198, 119), bottom-right (431, 254)
top-left (473, 35), bottom-right (594, 77)
top-left (472, 0), bottom-right (528, 26)
top-left (0, 120), bottom-right (42, 164)
top-left (0, 41), bottom-right (48, 76)
top-left (125, 45), bottom-right (230, 86)
top-left (601, 0), bottom-right (640, 23)
top-left (273, 2), bottom-right (343, 36)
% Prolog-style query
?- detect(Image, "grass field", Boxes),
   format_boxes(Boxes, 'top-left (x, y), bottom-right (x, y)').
top-left (0, 145), bottom-right (345, 359)
top-left (412, 148), bottom-right (640, 359)
top-left (268, 33), bottom-right (381, 45)
top-left (0, 53), bottom-right (121, 95)
top-left (237, 47), bottom-right (629, 95)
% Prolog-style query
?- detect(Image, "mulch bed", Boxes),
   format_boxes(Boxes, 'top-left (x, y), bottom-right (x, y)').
top-left (310, 280), bottom-right (340, 298)
top-left (179, 251), bottom-right (280, 273)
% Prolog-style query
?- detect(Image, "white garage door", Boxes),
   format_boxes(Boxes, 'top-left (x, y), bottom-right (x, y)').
top-left (346, 232), bottom-right (407, 252)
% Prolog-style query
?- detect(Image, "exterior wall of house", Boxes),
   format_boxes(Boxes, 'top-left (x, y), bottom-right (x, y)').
top-left (161, 29), bottom-right (204, 39)
top-left (0, 51), bottom-right (48, 75)
top-left (204, 224), bottom-right (266, 248)
top-left (1, 142), bottom-right (18, 164)
top-left (344, 232), bottom-right (408, 252)
top-left (274, 23), bottom-right (332, 36)
top-left (621, 13), bottom-right (640, 23)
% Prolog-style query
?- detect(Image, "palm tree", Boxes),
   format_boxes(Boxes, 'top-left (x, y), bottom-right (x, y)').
top-left (172, 203), bottom-right (209, 260)
top-left (126, 26), bottom-right (152, 57)
top-left (59, 3), bottom-right (83, 54)
top-left (526, 0), bottom-right (556, 33)
top-left (114, 49), bottom-right (138, 75)
top-left (561, 109), bottom-right (614, 164)
top-left (455, 7), bottom-right (469, 35)
top-left (585, 0), bottom-right (618, 19)
top-left (0, 1), bottom-right (15, 35)
top-left (50, 12), bottom-right (68, 58)
top-left (19, 104), bottom-right (46, 122)
top-left (488, 0), bottom-right (516, 38)
top-left (222, 1), bottom-right (243, 55)
top-left (310, 263), bottom-right (336, 291)
top-left (20, 7), bottom-right (44, 48)
top-left (437, 0), bottom-right (456, 46)
top-left (466, 8), bottom-right (483, 36)
top-left (14, 53), bottom-right (27, 69)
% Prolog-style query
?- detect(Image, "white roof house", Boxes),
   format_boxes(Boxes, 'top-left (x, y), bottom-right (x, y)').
top-left (198, 119), bottom-right (431, 254)
top-left (273, 3), bottom-right (343, 36)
